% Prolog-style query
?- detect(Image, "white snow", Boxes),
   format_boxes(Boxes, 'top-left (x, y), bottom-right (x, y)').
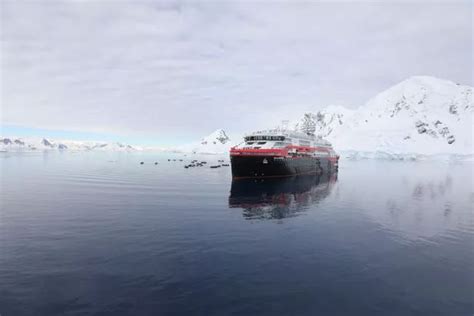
top-left (0, 137), bottom-right (140, 152)
top-left (296, 76), bottom-right (473, 160)
top-left (175, 129), bottom-right (235, 154)
top-left (2, 76), bottom-right (472, 160)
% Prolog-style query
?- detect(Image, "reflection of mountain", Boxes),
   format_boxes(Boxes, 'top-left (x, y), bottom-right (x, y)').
top-left (337, 161), bottom-right (473, 242)
top-left (229, 173), bottom-right (337, 220)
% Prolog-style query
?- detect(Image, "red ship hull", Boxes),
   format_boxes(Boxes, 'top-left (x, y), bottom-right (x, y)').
top-left (230, 146), bottom-right (338, 179)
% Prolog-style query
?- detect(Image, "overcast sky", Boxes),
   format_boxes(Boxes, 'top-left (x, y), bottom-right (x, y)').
top-left (1, 0), bottom-right (472, 145)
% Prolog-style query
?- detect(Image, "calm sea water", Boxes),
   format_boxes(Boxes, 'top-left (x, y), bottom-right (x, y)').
top-left (1, 152), bottom-right (473, 316)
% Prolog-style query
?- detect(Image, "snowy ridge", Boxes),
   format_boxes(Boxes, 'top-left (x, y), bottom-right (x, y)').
top-left (295, 105), bottom-right (356, 138)
top-left (295, 76), bottom-right (473, 160)
top-left (0, 137), bottom-right (140, 152)
top-left (2, 76), bottom-right (471, 160)
top-left (176, 129), bottom-right (235, 154)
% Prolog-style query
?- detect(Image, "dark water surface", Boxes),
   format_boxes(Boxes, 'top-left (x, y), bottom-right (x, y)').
top-left (1, 152), bottom-right (473, 316)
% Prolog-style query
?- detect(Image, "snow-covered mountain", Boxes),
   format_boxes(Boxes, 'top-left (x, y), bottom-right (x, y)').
top-left (0, 137), bottom-right (139, 152)
top-left (296, 76), bottom-right (473, 158)
top-left (295, 105), bottom-right (356, 138)
top-left (176, 129), bottom-right (235, 154)
top-left (2, 76), bottom-right (471, 159)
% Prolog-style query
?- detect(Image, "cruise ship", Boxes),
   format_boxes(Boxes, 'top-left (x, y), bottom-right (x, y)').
top-left (230, 128), bottom-right (339, 179)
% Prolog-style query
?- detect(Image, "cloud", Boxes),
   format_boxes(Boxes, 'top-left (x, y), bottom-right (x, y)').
top-left (1, 0), bottom-right (472, 143)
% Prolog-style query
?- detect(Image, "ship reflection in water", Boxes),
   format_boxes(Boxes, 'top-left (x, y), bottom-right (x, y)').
top-left (229, 173), bottom-right (337, 220)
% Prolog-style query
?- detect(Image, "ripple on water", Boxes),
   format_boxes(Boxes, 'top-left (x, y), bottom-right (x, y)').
top-left (1, 154), bottom-right (473, 316)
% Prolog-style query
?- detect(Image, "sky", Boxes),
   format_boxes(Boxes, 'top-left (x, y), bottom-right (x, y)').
top-left (1, 0), bottom-right (472, 146)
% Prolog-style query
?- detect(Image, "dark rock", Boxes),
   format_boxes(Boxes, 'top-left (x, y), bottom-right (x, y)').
top-left (439, 127), bottom-right (450, 137)
top-left (417, 126), bottom-right (427, 134)
top-left (415, 120), bottom-right (427, 128)
top-left (215, 130), bottom-right (230, 144)
top-left (140, 162), bottom-right (144, 165)
top-left (42, 138), bottom-right (53, 147)
top-left (449, 104), bottom-right (458, 114)
top-left (14, 139), bottom-right (25, 145)
top-left (427, 129), bottom-right (438, 138)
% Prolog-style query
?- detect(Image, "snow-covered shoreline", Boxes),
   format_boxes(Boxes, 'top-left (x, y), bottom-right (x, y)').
top-left (3, 135), bottom-right (472, 162)
top-left (3, 76), bottom-right (472, 160)
top-left (338, 150), bottom-right (473, 162)
top-left (0, 137), bottom-right (142, 152)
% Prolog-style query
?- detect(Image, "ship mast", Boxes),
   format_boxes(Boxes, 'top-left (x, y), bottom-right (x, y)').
top-left (280, 120), bottom-right (289, 132)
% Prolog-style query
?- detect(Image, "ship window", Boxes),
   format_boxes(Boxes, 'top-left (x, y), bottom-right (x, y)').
top-left (245, 136), bottom-right (285, 141)
top-left (257, 141), bottom-right (266, 145)
top-left (246, 141), bottom-right (254, 145)
top-left (273, 142), bottom-right (285, 148)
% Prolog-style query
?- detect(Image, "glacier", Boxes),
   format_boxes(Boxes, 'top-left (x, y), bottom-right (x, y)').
top-left (2, 76), bottom-right (472, 160)
top-left (294, 76), bottom-right (473, 160)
